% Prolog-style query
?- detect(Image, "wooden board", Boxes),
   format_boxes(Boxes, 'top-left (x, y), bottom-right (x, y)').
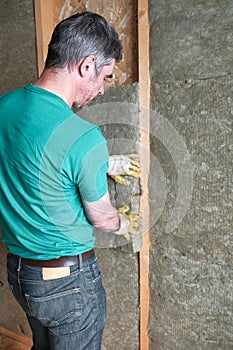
top-left (0, 326), bottom-right (32, 350)
top-left (35, 0), bottom-right (138, 86)
top-left (34, 0), bottom-right (53, 76)
top-left (138, 0), bottom-right (150, 349)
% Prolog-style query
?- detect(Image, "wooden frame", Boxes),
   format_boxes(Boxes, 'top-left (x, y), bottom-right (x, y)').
top-left (34, 0), bottom-right (53, 76)
top-left (0, 326), bottom-right (33, 347)
top-left (138, 0), bottom-right (150, 349)
top-left (34, 1), bottom-right (150, 348)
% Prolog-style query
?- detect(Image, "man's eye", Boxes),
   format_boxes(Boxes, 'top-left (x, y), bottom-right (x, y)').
top-left (104, 74), bottom-right (114, 82)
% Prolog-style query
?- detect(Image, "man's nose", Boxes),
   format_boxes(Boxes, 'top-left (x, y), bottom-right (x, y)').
top-left (98, 85), bottom-right (105, 95)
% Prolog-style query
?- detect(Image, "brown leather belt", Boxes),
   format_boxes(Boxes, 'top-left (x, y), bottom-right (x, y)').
top-left (8, 249), bottom-right (95, 268)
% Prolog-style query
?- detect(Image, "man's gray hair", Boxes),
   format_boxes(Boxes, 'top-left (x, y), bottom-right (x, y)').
top-left (45, 11), bottom-right (122, 74)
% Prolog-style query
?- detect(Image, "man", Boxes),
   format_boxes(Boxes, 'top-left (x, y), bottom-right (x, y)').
top-left (0, 11), bottom-right (139, 350)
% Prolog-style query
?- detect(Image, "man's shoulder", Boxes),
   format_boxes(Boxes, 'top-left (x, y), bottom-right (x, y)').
top-left (0, 86), bottom-right (24, 102)
top-left (68, 113), bottom-right (103, 138)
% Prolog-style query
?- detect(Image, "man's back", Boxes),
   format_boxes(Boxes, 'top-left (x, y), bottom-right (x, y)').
top-left (0, 84), bottom-right (108, 259)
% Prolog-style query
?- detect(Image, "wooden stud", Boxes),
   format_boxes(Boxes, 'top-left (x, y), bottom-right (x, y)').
top-left (0, 326), bottom-right (32, 347)
top-left (34, 0), bottom-right (54, 77)
top-left (33, 3), bottom-right (150, 349)
top-left (138, 0), bottom-right (150, 349)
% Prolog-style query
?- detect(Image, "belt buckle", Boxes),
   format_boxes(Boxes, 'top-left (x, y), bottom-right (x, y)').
top-left (42, 267), bottom-right (70, 280)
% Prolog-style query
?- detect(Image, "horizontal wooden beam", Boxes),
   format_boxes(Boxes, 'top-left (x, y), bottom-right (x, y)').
top-left (0, 326), bottom-right (32, 346)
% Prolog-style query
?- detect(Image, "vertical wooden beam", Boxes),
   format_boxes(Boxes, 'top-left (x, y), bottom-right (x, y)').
top-left (138, 0), bottom-right (150, 349)
top-left (34, 0), bottom-right (54, 77)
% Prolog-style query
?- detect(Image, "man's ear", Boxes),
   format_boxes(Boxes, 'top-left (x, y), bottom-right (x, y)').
top-left (79, 55), bottom-right (96, 77)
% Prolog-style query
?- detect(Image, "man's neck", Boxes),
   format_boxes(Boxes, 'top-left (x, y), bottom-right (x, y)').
top-left (33, 68), bottom-right (76, 107)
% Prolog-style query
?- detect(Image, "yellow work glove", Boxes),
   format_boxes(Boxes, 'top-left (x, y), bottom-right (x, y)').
top-left (107, 154), bottom-right (140, 186)
top-left (113, 204), bottom-right (140, 241)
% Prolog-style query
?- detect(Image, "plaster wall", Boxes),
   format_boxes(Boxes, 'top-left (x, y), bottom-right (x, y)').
top-left (148, 1), bottom-right (233, 349)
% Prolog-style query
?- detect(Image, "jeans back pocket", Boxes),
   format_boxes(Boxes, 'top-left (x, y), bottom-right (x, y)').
top-left (25, 288), bottom-right (82, 335)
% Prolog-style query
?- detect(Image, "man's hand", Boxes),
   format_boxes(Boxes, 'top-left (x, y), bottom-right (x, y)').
top-left (113, 204), bottom-right (139, 241)
top-left (107, 154), bottom-right (140, 186)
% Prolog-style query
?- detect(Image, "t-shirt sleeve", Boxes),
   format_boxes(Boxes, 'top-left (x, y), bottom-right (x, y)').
top-left (64, 126), bottom-right (109, 202)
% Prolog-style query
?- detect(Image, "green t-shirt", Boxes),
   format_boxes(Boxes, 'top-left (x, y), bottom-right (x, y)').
top-left (0, 84), bottom-right (109, 259)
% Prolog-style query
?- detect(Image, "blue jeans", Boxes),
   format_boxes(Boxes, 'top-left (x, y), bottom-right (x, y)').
top-left (7, 253), bottom-right (106, 350)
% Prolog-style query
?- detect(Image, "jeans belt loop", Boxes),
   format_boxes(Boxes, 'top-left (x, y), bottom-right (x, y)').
top-left (79, 253), bottom-right (83, 270)
top-left (17, 257), bottom-right (22, 272)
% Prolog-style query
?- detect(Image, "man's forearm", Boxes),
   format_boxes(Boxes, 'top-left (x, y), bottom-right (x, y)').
top-left (83, 192), bottom-right (120, 232)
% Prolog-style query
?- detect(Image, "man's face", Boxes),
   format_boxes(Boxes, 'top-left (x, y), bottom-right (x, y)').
top-left (75, 59), bottom-right (115, 108)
